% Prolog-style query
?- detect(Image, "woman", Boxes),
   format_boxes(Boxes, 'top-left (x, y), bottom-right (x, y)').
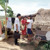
top-left (21, 17), bottom-right (27, 39)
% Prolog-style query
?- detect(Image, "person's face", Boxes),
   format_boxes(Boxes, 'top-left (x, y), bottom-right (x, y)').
top-left (24, 17), bottom-right (26, 20)
top-left (19, 16), bottom-right (21, 19)
top-left (28, 17), bottom-right (30, 19)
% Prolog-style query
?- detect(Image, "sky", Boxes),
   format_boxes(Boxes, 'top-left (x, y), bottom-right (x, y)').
top-left (0, 0), bottom-right (50, 16)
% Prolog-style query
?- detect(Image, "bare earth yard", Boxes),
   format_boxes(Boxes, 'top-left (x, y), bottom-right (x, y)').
top-left (0, 38), bottom-right (34, 50)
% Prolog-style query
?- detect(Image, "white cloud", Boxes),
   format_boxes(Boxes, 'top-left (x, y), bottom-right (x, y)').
top-left (47, 3), bottom-right (50, 9)
top-left (8, 2), bottom-right (40, 15)
top-left (0, 1), bottom-right (50, 16)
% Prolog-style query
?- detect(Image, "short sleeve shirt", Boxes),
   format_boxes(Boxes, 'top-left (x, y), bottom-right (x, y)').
top-left (27, 19), bottom-right (33, 28)
top-left (14, 18), bottom-right (20, 31)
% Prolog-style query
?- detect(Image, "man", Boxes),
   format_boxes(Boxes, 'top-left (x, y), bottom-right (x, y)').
top-left (27, 15), bottom-right (33, 41)
top-left (14, 14), bottom-right (21, 45)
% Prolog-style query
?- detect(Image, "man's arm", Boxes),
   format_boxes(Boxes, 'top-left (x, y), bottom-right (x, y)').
top-left (26, 20), bottom-right (30, 25)
top-left (16, 24), bottom-right (18, 32)
top-left (31, 20), bottom-right (33, 31)
top-left (31, 23), bottom-right (33, 31)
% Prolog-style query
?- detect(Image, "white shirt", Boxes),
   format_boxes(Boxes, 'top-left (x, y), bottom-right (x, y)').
top-left (7, 17), bottom-right (12, 29)
top-left (27, 19), bottom-right (33, 29)
top-left (14, 18), bottom-right (20, 31)
top-left (46, 31), bottom-right (50, 41)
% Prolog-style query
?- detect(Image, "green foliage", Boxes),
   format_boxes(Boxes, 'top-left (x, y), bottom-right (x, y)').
top-left (0, 0), bottom-right (5, 10)
top-left (4, 0), bottom-right (9, 3)
top-left (1, 4), bottom-right (5, 10)
top-left (6, 9), bottom-right (13, 17)
top-left (0, 0), bottom-right (13, 17)
top-left (0, 0), bottom-right (9, 9)
top-left (0, 0), bottom-right (9, 3)
top-left (7, 6), bottom-right (12, 10)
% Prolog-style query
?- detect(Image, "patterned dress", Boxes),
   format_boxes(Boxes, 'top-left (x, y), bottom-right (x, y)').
top-left (21, 19), bottom-right (27, 35)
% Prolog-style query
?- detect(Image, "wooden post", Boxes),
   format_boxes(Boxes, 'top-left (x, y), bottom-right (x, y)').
top-left (5, 0), bottom-right (8, 39)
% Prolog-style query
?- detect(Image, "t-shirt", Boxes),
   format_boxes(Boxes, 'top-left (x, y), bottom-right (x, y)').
top-left (7, 17), bottom-right (12, 29)
top-left (14, 18), bottom-right (20, 31)
top-left (27, 19), bottom-right (33, 29)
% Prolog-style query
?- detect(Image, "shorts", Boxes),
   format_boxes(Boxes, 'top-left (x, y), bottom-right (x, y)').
top-left (27, 28), bottom-right (32, 34)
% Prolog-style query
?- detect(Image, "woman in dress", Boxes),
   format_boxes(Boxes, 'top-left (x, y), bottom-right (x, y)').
top-left (21, 17), bottom-right (27, 39)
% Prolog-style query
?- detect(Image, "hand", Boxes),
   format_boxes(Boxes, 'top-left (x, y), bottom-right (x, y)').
top-left (16, 30), bottom-right (18, 32)
top-left (31, 28), bottom-right (32, 31)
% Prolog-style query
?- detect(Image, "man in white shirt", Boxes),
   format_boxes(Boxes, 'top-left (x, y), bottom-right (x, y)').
top-left (27, 16), bottom-right (33, 41)
top-left (14, 14), bottom-right (21, 45)
top-left (14, 17), bottom-right (20, 32)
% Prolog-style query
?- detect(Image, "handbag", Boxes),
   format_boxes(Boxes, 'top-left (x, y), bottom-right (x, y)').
top-left (14, 31), bottom-right (20, 39)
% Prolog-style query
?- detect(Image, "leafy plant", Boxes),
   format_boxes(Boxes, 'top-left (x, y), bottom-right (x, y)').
top-left (0, 0), bottom-right (13, 17)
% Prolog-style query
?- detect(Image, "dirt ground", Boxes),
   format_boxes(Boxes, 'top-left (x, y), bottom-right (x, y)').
top-left (0, 38), bottom-right (34, 50)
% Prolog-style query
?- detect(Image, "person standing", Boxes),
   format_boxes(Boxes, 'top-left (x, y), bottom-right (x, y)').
top-left (27, 16), bottom-right (33, 41)
top-left (21, 17), bottom-right (27, 40)
top-left (14, 14), bottom-right (21, 45)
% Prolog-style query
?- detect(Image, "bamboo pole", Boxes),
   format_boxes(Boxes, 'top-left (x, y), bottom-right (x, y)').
top-left (5, 0), bottom-right (8, 39)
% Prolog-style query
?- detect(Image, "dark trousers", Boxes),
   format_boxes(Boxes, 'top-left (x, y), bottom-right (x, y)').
top-left (14, 38), bottom-right (18, 45)
top-left (7, 28), bottom-right (11, 35)
top-left (14, 31), bottom-right (20, 45)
